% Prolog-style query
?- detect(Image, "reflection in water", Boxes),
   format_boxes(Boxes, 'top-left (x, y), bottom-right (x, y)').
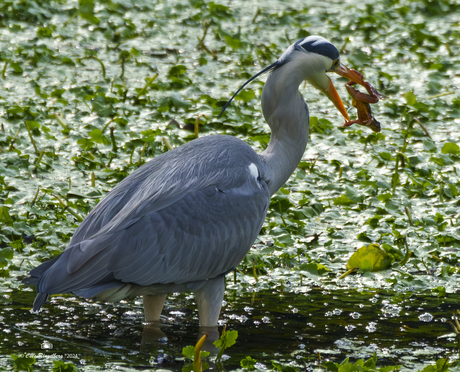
top-left (141, 323), bottom-right (219, 354)
top-left (0, 288), bottom-right (457, 370)
top-left (141, 321), bottom-right (167, 352)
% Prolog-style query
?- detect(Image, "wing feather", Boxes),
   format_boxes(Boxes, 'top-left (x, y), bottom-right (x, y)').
top-left (36, 179), bottom-right (269, 295)
top-left (27, 135), bottom-right (271, 304)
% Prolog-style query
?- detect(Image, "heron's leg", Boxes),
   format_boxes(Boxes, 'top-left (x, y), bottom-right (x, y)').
top-left (194, 275), bottom-right (225, 327)
top-left (143, 294), bottom-right (167, 322)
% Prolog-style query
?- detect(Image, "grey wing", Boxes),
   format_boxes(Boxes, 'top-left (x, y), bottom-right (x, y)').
top-left (35, 174), bottom-right (270, 297)
top-left (69, 135), bottom-right (254, 245)
top-left (69, 170), bottom-right (152, 245)
top-left (110, 180), bottom-right (269, 284)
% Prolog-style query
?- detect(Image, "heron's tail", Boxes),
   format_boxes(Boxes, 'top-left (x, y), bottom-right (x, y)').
top-left (22, 254), bottom-right (62, 311)
top-left (32, 293), bottom-right (50, 312)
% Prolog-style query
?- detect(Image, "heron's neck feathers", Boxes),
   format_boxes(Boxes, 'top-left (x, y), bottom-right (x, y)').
top-left (259, 57), bottom-right (313, 195)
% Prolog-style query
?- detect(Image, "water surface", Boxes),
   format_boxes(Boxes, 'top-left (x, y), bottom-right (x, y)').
top-left (0, 288), bottom-right (457, 370)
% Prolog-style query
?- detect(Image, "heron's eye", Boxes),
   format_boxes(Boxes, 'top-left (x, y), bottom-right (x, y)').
top-left (331, 59), bottom-right (339, 69)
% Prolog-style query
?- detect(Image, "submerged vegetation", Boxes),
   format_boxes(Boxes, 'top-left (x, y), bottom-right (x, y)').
top-left (1, 0), bottom-right (460, 370)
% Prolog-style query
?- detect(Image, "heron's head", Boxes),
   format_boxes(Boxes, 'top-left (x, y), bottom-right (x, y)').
top-left (280, 36), bottom-right (366, 121)
top-left (219, 35), bottom-right (366, 121)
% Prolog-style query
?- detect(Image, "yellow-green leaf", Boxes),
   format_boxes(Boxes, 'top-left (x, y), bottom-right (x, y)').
top-left (346, 244), bottom-right (393, 272)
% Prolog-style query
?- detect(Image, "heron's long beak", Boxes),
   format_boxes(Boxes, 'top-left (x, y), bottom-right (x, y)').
top-left (322, 77), bottom-right (350, 122)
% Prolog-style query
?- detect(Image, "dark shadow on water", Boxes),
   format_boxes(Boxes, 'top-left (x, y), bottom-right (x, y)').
top-left (0, 288), bottom-right (457, 370)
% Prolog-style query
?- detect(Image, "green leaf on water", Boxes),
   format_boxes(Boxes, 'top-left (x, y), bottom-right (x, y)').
top-left (208, 2), bottom-right (232, 17)
top-left (375, 180), bottom-right (391, 190)
top-left (214, 329), bottom-right (238, 365)
top-left (432, 286), bottom-right (446, 297)
top-left (404, 91), bottom-right (417, 106)
top-left (298, 262), bottom-right (330, 275)
top-left (158, 94), bottom-right (191, 111)
top-left (235, 89), bottom-right (255, 102)
top-left (168, 64), bottom-right (187, 77)
top-left (385, 199), bottom-right (400, 212)
top-left (333, 195), bottom-right (354, 206)
top-left (77, 138), bottom-right (95, 150)
top-left (91, 100), bottom-right (114, 117)
top-left (10, 62), bottom-right (23, 74)
top-left (240, 356), bottom-right (257, 370)
top-left (270, 194), bottom-right (294, 213)
top-left (275, 234), bottom-right (294, 247)
top-left (271, 360), bottom-right (297, 372)
top-left (11, 354), bottom-right (35, 372)
top-left (423, 139), bottom-right (437, 152)
top-left (79, 0), bottom-right (100, 24)
top-left (441, 142), bottom-right (460, 155)
top-left (334, 186), bottom-right (364, 206)
top-left (182, 345), bottom-right (195, 360)
top-left (52, 360), bottom-right (79, 371)
top-left (301, 206), bottom-right (319, 217)
top-left (0, 207), bottom-right (13, 224)
top-left (348, 49), bottom-right (370, 66)
top-left (346, 244), bottom-right (393, 272)
top-left (37, 26), bottom-right (55, 38)
top-left (322, 353), bottom-right (399, 371)
top-left (0, 248), bottom-right (14, 261)
top-left (419, 357), bottom-right (450, 372)
top-left (0, 247), bottom-right (14, 269)
top-left (224, 35), bottom-right (243, 49)
top-left (214, 329), bottom-right (238, 350)
top-left (309, 116), bottom-right (334, 134)
top-left (181, 344), bottom-right (209, 361)
top-left (88, 129), bottom-right (110, 145)
top-left (51, 89), bottom-right (66, 98)
top-left (344, 186), bottom-right (364, 203)
top-left (408, 155), bottom-right (424, 166)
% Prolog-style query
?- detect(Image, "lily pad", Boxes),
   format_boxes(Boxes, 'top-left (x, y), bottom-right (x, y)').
top-left (346, 244), bottom-right (393, 272)
top-left (299, 262), bottom-right (330, 275)
top-left (441, 142), bottom-right (460, 155)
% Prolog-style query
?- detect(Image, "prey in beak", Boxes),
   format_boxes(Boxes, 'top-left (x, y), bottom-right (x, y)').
top-left (322, 63), bottom-right (372, 122)
top-left (333, 64), bottom-right (384, 132)
top-left (335, 63), bottom-right (382, 99)
top-left (322, 63), bottom-right (382, 125)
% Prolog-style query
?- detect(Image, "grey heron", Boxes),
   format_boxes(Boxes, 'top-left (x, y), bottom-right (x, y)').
top-left (24, 35), bottom-right (366, 328)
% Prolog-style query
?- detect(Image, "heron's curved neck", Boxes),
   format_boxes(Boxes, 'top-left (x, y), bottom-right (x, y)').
top-left (259, 62), bottom-right (310, 195)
